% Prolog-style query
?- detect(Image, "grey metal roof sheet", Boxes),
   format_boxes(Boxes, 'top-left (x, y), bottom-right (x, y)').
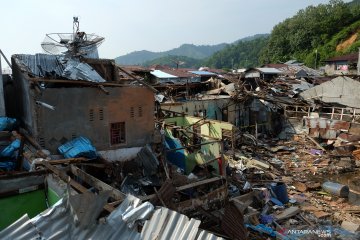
top-left (189, 70), bottom-right (217, 76)
top-left (151, 70), bottom-right (178, 78)
top-left (14, 54), bottom-right (106, 83)
top-left (0, 194), bottom-right (223, 240)
top-left (256, 68), bottom-right (282, 74)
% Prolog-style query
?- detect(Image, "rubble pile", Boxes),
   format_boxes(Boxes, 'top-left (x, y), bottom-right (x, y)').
top-left (224, 132), bottom-right (360, 239)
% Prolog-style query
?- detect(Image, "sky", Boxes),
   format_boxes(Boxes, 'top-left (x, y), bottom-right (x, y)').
top-left (0, 0), bottom-right (349, 63)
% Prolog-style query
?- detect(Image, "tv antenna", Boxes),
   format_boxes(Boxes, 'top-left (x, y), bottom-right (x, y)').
top-left (41, 17), bottom-right (105, 58)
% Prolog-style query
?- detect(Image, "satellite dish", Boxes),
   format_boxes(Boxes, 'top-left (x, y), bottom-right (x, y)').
top-left (41, 17), bottom-right (105, 58)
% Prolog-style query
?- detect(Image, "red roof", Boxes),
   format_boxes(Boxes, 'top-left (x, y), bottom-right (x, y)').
top-left (324, 53), bottom-right (358, 62)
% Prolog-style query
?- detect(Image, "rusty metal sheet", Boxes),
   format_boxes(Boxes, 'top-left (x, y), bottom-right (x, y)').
top-left (304, 117), bottom-right (350, 140)
top-left (331, 121), bottom-right (350, 131)
top-left (221, 202), bottom-right (247, 240)
top-left (308, 128), bottom-right (319, 138)
top-left (349, 123), bottom-right (360, 136)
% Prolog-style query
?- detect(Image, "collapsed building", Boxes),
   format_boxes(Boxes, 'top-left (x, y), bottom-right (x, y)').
top-left (2, 19), bottom-right (360, 239)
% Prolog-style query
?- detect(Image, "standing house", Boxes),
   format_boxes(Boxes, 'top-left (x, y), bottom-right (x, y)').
top-left (245, 68), bottom-right (282, 81)
top-left (11, 54), bottom-right (155, 153)
top-left (150, 69), bottom-right (201, 85)
top-left (324, 53), bottom-right (359, 75)
top-left (262, 63), bottom-right (321, 78)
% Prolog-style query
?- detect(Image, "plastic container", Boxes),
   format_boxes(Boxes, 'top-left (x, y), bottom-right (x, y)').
top-left (270, 182), bottom-right (289, 204)
top-left (322, 181), bottom-right (349, 198)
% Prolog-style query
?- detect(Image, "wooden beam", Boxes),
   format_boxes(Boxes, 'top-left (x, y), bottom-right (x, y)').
top-left (139, 176), bottom-right (224, 201)
top-left (305, 134), bottom-right (326, 152)
top-left (117, 66), bottom-right (158, 93)
top-left (176, 176), bottom-right (224, 191)
top-left (37, 158), bottom-right (88, 165)
top-left (29, 77), bottom-right (129, 87)
top-left (165, 140), bottom-right (222, 152)
top-left (180, 128), bottom-right (220, 140)
top-left (70, 165), bottom-right (125, 201)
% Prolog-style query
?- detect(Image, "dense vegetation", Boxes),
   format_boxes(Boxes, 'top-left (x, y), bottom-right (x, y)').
top-left (115, 34), bottom-right (268, 67)
top-left (205, 36), bottom-right (269, 69)
top-left (260, 0), bottom-right (360, 66)
top-left (205, 0), bottom-right (360, 69)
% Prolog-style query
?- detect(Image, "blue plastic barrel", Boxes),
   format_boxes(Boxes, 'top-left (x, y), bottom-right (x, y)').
top-left (270, 182), bottom-right (289, 204)
top-left (322, 181), bottom-right (349, 198)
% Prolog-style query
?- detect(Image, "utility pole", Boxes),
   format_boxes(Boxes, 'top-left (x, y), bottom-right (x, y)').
top-left (314, 49), bottom-right (318, 70)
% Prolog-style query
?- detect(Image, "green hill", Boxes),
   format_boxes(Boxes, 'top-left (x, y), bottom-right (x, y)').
top-left (204, 36), bottom-right (269, 69)
top-left (114, 34), bottom-right (269, 66)
top-left (204, 0), bottom-right (360, 70)
top-left (260, 0), bottom-right (360, 66)
top-left (115, 43), bottom-right (227, 65)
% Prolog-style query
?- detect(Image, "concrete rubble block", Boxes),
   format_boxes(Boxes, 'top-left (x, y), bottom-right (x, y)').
top-left (341, 220), bottom-right (360, 233)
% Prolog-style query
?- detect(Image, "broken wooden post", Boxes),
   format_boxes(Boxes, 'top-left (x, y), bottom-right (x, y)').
top-left (305, 134), bottom-right (326, 152)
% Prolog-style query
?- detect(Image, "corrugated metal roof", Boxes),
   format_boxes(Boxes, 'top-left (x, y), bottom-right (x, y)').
top-left (0, 194), bottom-right (223, 240)
top-left (189, 71), bottom-right (217, 76)
top-left (150, 70), bottom-right (178, 78)
top-left (14, 54), bottom-right (106, 83)
top-left (14, 53), bottom-right (64, 77)
top-left (141, 207), bottom-right (223, 240)
top-left (0, 194), bottom-right (145, 240)
top-left (256, 68), bottom-right (282, 74)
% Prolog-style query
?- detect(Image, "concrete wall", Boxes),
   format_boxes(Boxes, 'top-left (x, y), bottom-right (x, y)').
top-left (325, 63), bottom-right (358, 75)
top-left (33, 86), bottom-right (154, 152)
top-left (11, 58), bottom-right (155, 152)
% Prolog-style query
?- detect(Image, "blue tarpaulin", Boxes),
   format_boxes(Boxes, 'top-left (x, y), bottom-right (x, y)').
top-left (165, 136), bottom-right (186, 171)
top-left (0, 117), bottom-right (17, 131)
top-left (0, 139), bottom-right (20, 158)
top-left (58, 136), bottom-right (97, 159)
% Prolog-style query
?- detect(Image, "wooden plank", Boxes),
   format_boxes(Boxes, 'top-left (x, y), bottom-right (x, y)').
top-left (139, 176), bottom-right (224, 201)
top-left (165, 140), bottom-right (221, 152)
top-left (37, 158), bottom-right (88, 165)
top-left (70, 165), bottom-right (125, 201)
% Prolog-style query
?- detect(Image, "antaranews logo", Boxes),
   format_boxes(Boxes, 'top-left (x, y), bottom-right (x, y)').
top-left (286, 229), bottom-right (332, 238)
